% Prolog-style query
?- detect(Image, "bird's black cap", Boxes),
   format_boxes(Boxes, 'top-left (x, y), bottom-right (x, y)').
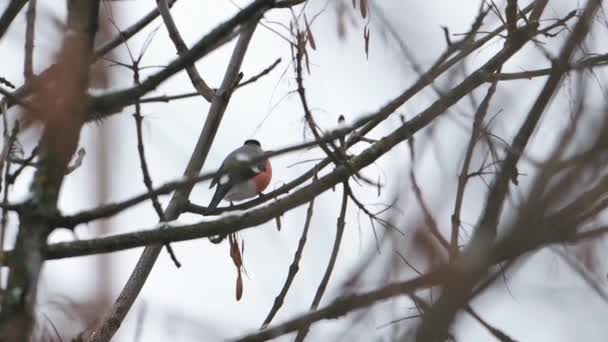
top-left (244, 139), bottom-right (261, 147)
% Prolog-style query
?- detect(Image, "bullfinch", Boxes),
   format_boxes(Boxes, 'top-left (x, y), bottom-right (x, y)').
top-left (207, 139), bottom-right (272, 211)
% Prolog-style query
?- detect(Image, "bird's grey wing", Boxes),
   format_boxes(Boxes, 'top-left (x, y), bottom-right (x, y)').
top-left (210, 145), bottom-right (264, 189)
top-left (209, 160), bottom-right (226, 189)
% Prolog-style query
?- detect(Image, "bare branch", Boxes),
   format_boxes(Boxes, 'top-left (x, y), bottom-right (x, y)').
top-left (130, 56), bottom-right (181, 268)
top-left (23, 0), bottom-right (36, 81)
top-left (450, 78), bottom-right (499, 257)
top-left (94, 0), bottom-right (178, 60)
top-left (0, 0), bottom-right (27, 41)
top-left (157, 0), bottom-right (215, 101)
top-left (261, 198), bottom-right (315, 327)
top-left (294, 184), bottom-right (348, 341)
top-left (233, 271), bottom-right (444, 342)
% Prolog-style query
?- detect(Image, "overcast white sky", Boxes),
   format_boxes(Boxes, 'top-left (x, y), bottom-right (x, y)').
top-left (0, 0), bottom-right (607, 341)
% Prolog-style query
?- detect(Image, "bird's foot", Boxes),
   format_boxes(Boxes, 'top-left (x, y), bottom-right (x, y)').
top-left (209, 234), bottom-right (227, 244)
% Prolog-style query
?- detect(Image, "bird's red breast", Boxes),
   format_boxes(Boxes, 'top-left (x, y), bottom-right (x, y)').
top-left (253, 159), bottom-right (272, 192)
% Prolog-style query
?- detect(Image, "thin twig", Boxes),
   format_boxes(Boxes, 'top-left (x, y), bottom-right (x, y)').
top-left (408, 138), bottom-right (450, 252)
top-left (138, 57), bottom-right (282, 104)
top-left (488, 53), bottom-right (608, 81)
top-left (464, 306), bottom-right (518, 342)
top-left (157, 0), bottom-right (215, 101)
top-left (261, 198), bottom-right (315, 327)
top-left (131, 57), bottom-right (181, 268)
top-left (294, 183), bottom-right (348, 341)
top-left (233, 271), bottom-right (444, 342)
top-left (450, 77), bottom-right (499, 258)
top-left (94, 0), bottom-right (179, 60)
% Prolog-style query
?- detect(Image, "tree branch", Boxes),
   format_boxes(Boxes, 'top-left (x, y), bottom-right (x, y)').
top-left (23, 0), bottom-right (36, 81)
top-left (294, 183), bottom-right (348, 341)
top-left (157, 0), bottom-right (215, 101)
top-left (261, 198), bottom-right (315, 327)
top-left (450, 77), bottom-right (499, 257)
top-left (0, 0), bottom-right (27, 41)
top-left (94, 0), bottom-right (178, 60)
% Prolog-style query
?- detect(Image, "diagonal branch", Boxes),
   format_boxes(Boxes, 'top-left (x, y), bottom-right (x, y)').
top-left (261, 198), bottom-right (315, 327)
top-left (138, 57), bottom-right (281, 104)
top-left (233, 271), bottom-right (444, 342)
top-left (94, 0), bottom-right (178, 60)
top-left (23, 0), bottom-right (36, 81)
top-left (450, 77), bottom-right (499, 257)
top-left (0, 0), bottom-right (28, 41)
top-left (294, 183), bottom-right (348, 341)
top-left (131, 59), bottom-right (181, 268)
top-left (157, 0), bottom-right (214, 101)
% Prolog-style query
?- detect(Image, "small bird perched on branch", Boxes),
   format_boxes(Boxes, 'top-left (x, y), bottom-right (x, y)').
top-left (207, 139), bottom-right (272, 212)
top-left (207, 139), bottom-right (271, 296)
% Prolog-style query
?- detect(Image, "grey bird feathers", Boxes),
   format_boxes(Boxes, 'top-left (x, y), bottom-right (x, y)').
top-left (207, 139), bottom-right (266, 211)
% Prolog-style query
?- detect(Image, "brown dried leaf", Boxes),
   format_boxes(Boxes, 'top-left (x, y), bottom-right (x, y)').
top-left (338, 115), bottom-right (346, 146)
top-left (303, 45), bottom-right (311, 74)
top-left (304, 15), bottom-right (316, 50)
top-left (364, 26), bottom-right (370, 59)
top-left (360, 0), bottom-right (367, 18)
top-left (65, 148), bottom-right (86, 175)
top-left (275, 215), bottom-right (282, 231)
top-left (290, 42), bottom-right (297, 73)
top-left (236, 270), bottom-right (243, 301)
top-left (229, 234), bottom-right (242, 267)
top-left (337, 13), bottom-right (346, 38)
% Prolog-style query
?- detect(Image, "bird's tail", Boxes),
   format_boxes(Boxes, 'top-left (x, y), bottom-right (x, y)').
top-left (207, 186), bottom-right (229, 244)
top-left (206, 185), bottom-right (228, 215)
